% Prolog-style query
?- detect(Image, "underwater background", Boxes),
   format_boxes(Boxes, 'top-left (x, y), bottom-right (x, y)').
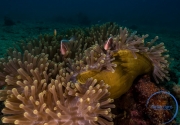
top-left (0, 0), bottom-right (180, 56)
top-left (0, 0), bottom-right (180, 125)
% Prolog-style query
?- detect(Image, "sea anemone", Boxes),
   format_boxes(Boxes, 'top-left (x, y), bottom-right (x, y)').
top-left (76, 24), bottom-right (169, 98)
top-left (2, 74), bottom-right (115, 124)
top-left (0, 51), bottom-right (115, 124)
top-left (0, 22), bottom-right (170, 124)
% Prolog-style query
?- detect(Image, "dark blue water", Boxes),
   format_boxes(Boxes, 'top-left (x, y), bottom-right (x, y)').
top-left (0, 0), bottom-right (179, 28)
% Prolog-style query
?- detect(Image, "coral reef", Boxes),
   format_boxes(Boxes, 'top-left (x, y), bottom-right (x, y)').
top-left (0, 22), bottom-right (171, 124)
top-left (114, 75), bottom-right (175, 125)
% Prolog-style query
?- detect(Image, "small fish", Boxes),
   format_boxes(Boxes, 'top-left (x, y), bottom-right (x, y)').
top-left (104, 37), bottom-right (113, 50)
top-left (60, 36), bottom-right (75, 55)
top-left (60, 41), bottom-right (68, 55)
